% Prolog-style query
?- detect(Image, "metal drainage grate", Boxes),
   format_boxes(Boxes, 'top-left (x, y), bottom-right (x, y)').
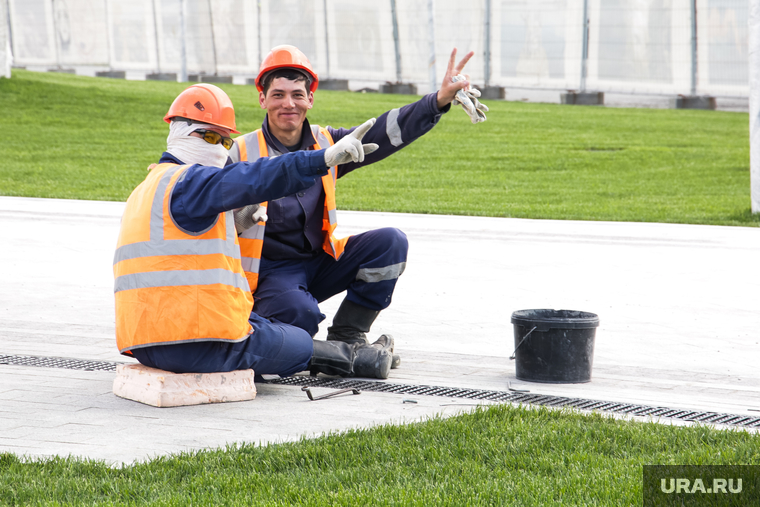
top-left (2, 353), bottom-right (759, 429)
top-left (268, 376), bottom-right (760, 430)
top-left (0, 354), bottom-right (118, 372)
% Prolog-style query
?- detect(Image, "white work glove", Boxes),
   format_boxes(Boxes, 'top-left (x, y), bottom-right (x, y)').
top-left (234, 204), bottom-right (268, 234)
top-left (451, 74), bottom-right (488, 124)
top-left (324, 118), bottom-right (379, 167)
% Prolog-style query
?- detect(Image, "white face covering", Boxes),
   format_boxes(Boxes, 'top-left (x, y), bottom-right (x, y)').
top-left (166, 120), bottom-right (230, 168)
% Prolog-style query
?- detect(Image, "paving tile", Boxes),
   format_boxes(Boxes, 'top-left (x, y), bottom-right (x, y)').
top-left (1, 196), bottom-right (759, 464)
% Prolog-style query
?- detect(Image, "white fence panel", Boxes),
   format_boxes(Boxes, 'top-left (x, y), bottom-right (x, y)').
top-left (327, 0), bottom-right (396, 83)
top-left (9, 0), bottom-right (56, 66)
top-left (5, 0), bottom-right (750, 98)
top-left (701, 0), bottom-right (748, 96)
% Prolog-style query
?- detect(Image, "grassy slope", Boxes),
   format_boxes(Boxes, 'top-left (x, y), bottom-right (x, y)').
top-left (1, 70), bottom-right (755, 226)
top-left (1, 405), bottom-right (758, 506)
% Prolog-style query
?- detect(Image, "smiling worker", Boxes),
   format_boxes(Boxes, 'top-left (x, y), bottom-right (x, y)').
top-left (229, 45), bottom-right (486, 377)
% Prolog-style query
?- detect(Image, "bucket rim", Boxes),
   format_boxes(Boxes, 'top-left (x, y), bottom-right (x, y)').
top-left (511, 309), bottom-right (599, 329)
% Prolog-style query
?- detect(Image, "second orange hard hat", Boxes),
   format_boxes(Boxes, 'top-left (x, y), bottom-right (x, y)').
top-left (255, 45), bottom-right (319, 93)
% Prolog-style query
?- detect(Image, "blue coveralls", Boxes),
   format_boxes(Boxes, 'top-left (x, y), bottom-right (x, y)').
top-left (234, 93), bottom-right (450, 337)
top-left (130, 150), bottom-right (327, 376)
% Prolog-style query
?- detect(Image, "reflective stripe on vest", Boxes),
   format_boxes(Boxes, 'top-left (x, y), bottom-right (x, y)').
top-left (113, 163), bottom-right (253, 354)
top-left (236, 125), bottom-right (349, 295)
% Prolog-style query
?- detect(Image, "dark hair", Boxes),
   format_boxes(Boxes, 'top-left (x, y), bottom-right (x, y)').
top-left (261, 69), bottom-right (312, 95)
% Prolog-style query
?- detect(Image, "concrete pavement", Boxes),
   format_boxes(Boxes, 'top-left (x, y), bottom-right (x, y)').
top-left (1, 196), bottom-right (758, 464)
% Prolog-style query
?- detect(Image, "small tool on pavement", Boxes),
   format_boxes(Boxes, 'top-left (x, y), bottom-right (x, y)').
top-left (302, 386), bottom-right (361, 401)
top-left (508, 382), bottom-right (530, 393)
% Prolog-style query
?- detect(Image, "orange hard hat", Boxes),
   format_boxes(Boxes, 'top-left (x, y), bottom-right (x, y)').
top-left (163, 83), bottom-right (239, 134)
top-left (255, 45), bottom-right (319, 93)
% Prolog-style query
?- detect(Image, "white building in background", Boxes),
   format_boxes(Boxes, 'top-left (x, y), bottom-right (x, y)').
top-left (3, 0), bottom-right (751, 100)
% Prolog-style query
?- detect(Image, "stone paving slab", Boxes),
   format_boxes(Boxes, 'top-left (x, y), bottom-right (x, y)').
top-left (0, 196), bottom-right (758, 464)
top-left (0, 364), bottom-right (493, 465)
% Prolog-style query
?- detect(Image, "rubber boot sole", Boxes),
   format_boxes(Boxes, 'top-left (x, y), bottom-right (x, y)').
top-left (353, 335), bottom-right (394, 379)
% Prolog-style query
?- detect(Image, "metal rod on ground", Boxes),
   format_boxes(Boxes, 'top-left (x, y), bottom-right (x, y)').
top-left (323, 0), bottom-right (330, 79)
top-left (207, 0), bottom-right (218, 76)
top-left (580, 0), bottom-right (589, 92)
top-left (391, 0), bottom-right (402, 83)
top-left (690, 0), bottom-right (697, 96)
top-left (484, 0), bottom-right (491, 87)
top-left (179, 0), bottom-right (187, 82)
top-left (427, 0), bottom-right (436, 92)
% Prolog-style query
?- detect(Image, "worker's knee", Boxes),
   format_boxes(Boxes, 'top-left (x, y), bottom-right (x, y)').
top-left (256, 289), bottom-right (324, 337)
top-left (377, 227), bottom-right (408, 257)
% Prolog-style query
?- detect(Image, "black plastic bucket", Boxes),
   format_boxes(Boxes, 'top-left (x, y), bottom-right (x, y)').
top-left (510, 309), bottom-right (599, 383)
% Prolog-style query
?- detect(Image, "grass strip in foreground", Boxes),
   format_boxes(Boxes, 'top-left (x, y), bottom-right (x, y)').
top-left (1, 404), bottom-right (758, 506)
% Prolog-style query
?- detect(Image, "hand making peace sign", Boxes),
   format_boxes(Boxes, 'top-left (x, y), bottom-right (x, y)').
top-left (436, 48), bottom-right (475, 110)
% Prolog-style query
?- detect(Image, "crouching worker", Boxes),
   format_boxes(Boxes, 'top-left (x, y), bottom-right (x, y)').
top-left (230, 46), bottom-right (480, 371)
top-left (113, 83), bottom-right (394, 378)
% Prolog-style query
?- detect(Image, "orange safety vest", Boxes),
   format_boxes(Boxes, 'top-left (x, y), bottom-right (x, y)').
top-left (235, 125), bottom-right (349, 294)
top-left (113, 163), bottom-right (254, 354)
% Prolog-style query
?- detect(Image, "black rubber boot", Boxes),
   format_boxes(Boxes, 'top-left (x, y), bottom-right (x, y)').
top-left (353, 335), bottom-right (394, 379)
top-left (327, 299), bottom-right (401, 369)
top-left (326, 299), bottom-right (378, 345)
top-left (309, 337), bottom-right (394, 379)
top-left (309, 340), bottom-right (356, 377)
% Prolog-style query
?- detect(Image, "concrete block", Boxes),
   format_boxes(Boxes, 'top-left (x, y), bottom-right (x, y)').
top-left (319, 79), bottom-right (349, 91)
top-left (96, 70), bottom-right (126, 79)
top-left (475, 86), bottom-right (506, 100)
top-left (48, 68), bottom-right (76, 74)
top-left (189, 74), bottom-right (233, 84)
top-left (671, 95), bottom-right (716, 110)
top-left (560, 91), bottom-right (604, 106)
top-left (112, 364), bottom-right (256, 408)
top-left (146, 72), bottom-right (177, 82)
top-left (379, 82), bottom-right (418, 95)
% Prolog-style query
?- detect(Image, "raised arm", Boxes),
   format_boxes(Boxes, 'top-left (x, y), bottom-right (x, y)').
top-left (329, 48), bottom-right (477, 177)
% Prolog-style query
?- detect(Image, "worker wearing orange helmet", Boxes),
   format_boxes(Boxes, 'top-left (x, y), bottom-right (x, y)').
top-left (113, 83), bottom-right (397, 379)
top-left (227, 45), bottom-right (483, 374)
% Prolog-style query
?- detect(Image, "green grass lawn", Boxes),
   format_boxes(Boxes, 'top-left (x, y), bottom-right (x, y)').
top-left (1, 69), bottom-right (756, 226)
top-left (2, 405), bottom-right (758, 506)
top-left (1, 71), bottom-right (758, 505)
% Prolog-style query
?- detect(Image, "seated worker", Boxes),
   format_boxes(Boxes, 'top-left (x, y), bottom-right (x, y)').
top-left (113, 83), bottom-right (396, 378)
top-left (229, 45), bottom-right (486, 369)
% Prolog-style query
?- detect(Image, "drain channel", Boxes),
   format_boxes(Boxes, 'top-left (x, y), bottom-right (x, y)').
top-left (269, 376), bottom-right (760, 429)
top-left (0, 354), bottom-right (118, 372)
top-left (2, 353), bottom-right (759, 429)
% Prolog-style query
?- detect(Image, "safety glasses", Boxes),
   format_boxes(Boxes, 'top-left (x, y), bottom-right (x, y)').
top-left (194, 129), bottom-right (234, 150)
